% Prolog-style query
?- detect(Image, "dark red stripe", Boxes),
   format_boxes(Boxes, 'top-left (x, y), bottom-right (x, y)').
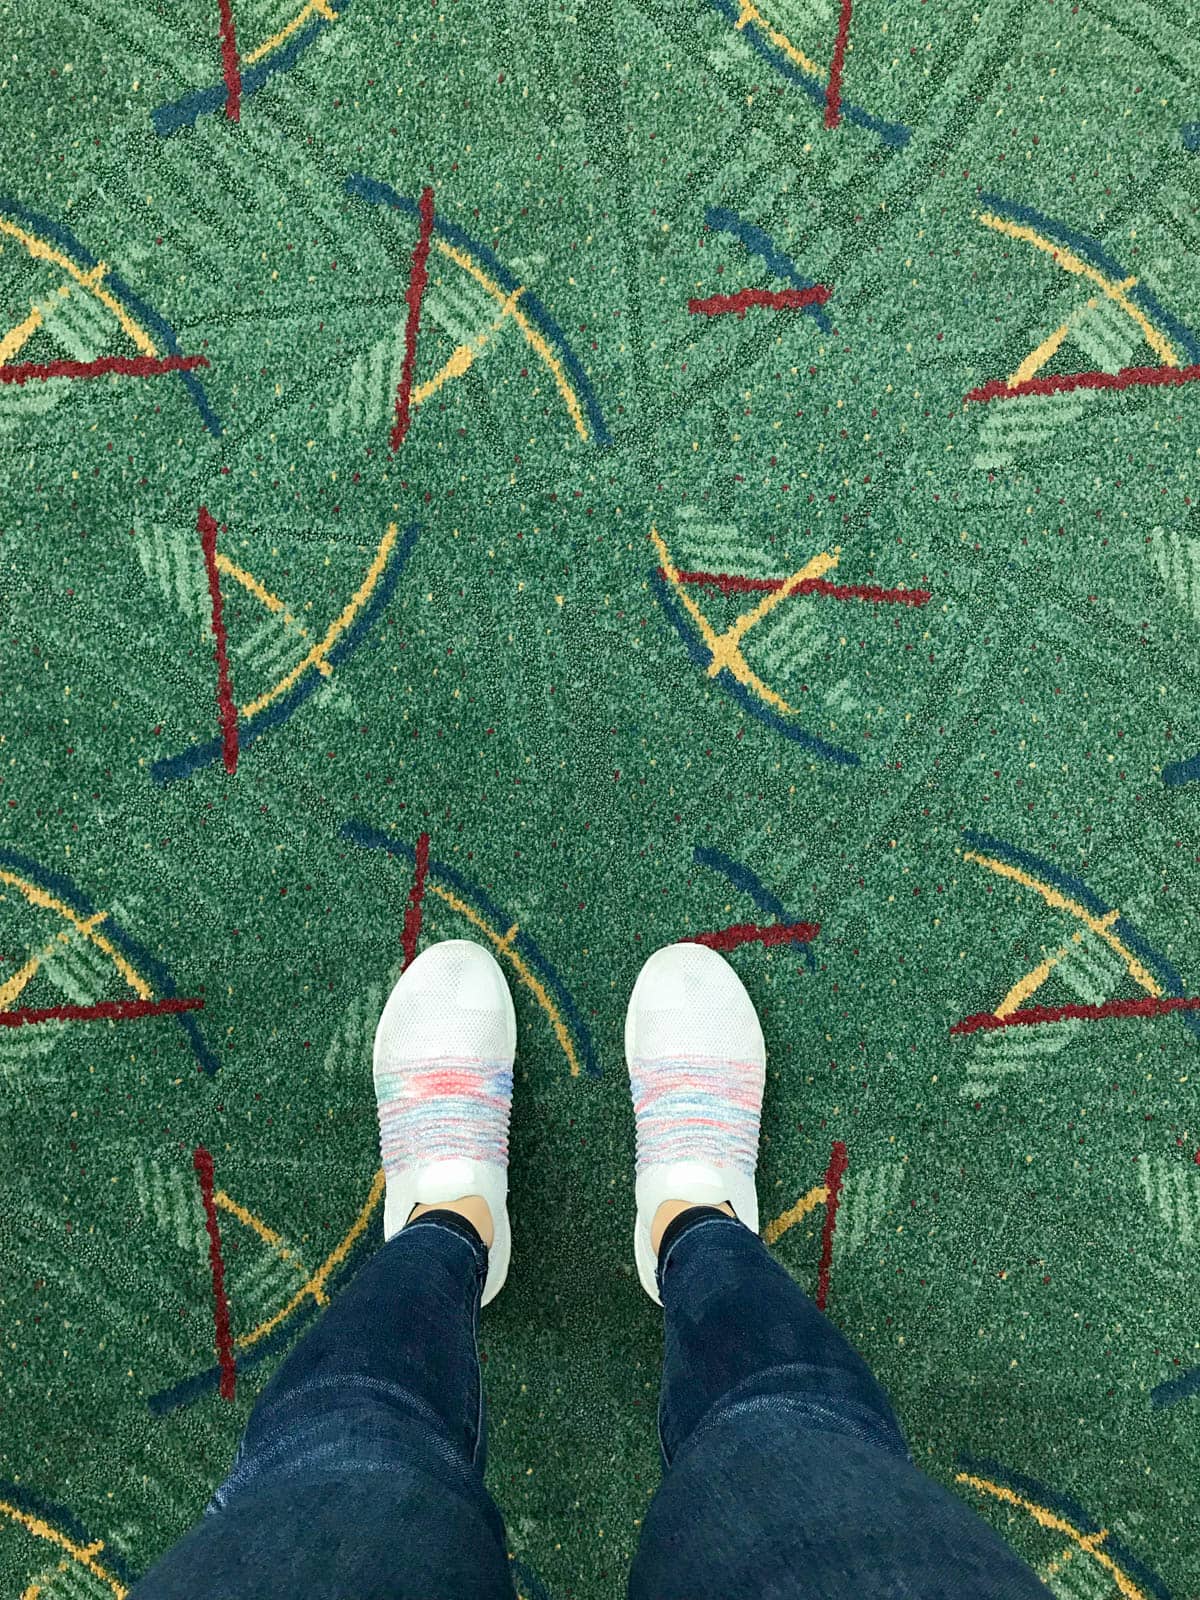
top-left (816, 1139), bottom-right (848, 1311)
top-left (217, 0), bottom-right (242, 121)
top-left (198, 507), bottom-right (239, 775)
top-left (0, 996), bottom-right (204, 1027)
top-left (964, 363), bottom-right (1200, 405)
top-left (824, 0), bottom-right (853, 129)
top-left (390, 186), bottom-right (436, 453)
top-left (687, 286), bottom-right (832, 319)
top-left (661, 567), bottom-right (931, 606)
top-left (951, 993), bottom-right (1200, 1036)
top-left (401, 831), bottom-right (431, 971)
top-left (689, 920), bottom-right (820, 952)
top-left (0, 354), bottom-right (209, 385)
top-left (193, 1146), bottom-right (237, 1401)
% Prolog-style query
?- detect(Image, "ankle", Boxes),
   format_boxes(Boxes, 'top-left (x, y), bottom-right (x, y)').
top-left (409, 1194), bottom-right (495, 1248)
top-left (651, 1198), bottom-right (734, 1257)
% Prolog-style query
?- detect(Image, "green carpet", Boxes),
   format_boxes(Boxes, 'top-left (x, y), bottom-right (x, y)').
top-left (2, 0), bottom-right (1199, 1594)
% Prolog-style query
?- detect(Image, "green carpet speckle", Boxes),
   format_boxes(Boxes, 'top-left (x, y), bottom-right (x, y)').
top-left (2, 0), bottom-right (1199, 1595)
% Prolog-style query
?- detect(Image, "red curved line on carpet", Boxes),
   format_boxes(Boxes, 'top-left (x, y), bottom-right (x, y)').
top-left (951, 993), bottom-right (1200, 1036)
top-left (660, 568), bottom-right (931, 605)
top-left (218, 0), bottom-right (242, 120)
top-left (198, 507), bottom-right (239, 775)
top-left (688, 285), bottom-right (832, 318)
top-left (401, 830), bottom-right (431, 971)
top-left (0, 354), bottom-right (210, 385)
top-left (0, 996), bottom-right (204, 1027)
top-left (964, 363), bottom-right (1200, 404)
top-left (689, 920), bottom-right (820, 951)
top-left (390, 185), bottom-right (436, 452)
top-left (193, 1146), bottom-right (237, 1400)
top-left (824, 0), bottom-right (852, 128)
top-left (816, 1139), bottom-right (848, 1310)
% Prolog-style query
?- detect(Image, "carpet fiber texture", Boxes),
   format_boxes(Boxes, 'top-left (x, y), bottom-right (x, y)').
top-left (1, 0), bottom-right (1199, 1595)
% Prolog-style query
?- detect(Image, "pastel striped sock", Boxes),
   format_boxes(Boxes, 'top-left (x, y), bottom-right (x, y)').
top-left (376, 1054), bottom-right (513, 1175)
top-left (628, 1053), bottom-right (764, 1176)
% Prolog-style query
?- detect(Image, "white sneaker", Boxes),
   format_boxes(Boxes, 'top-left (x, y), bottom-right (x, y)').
top-left (373, 939), bottom-right (516, 1305)
top-left (625, 942), bottom-right (766, 1303)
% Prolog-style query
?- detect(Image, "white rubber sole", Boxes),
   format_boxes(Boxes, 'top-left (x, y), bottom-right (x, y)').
top-left (382, 1157), bottom-right (511, 1307)
top-left (373, 939), bottom-right (516, 1306)
top-left (625, 942), bottom-right (765, 1304)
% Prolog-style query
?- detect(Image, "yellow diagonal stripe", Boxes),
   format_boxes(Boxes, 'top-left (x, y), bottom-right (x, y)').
top-left (650, 526), bottom-right (835, 713)
top-left (955, 1474), bottom-right (1146, 1600)
top-left (734, 0), bottom-right (824, 77)
top-left (994, 947), bottom-right (1068, 1018)
top-left (0, 872), bottom-right (151, 1000)
top-left (213, 552), bottom-right (327, 675)
top-left (710, 547), bottom-right (839, 672)
top-left (239, 522), bottom-right (398, 719)
top-left (962, 851), bottom-right (1161, 997)
top-left (0, 910), bottom-right (108, 1012)
top-left (0, 1502), bottom-right (125, 1600)
top-left (242, 0), bottom-right (338, 64)
top-left (977, 212), bottom-right (1178, 367)
top-left (763, 1183), bottom-right (828, 1245)
top-left (412, 285), bottom-right (525, 409)
top-left (214, 1189), bottom-right (312, 1285)
top-left (1007, 321), bottom-right (1071, 389)
top-left (0, 304), bottom-right (44, 366)
top-left (0, 218), bottom-right (157, 357)
top-left (236, 1169), bottom-right (386, 1350)
top-left (431, 236), bottom-right (588, 439)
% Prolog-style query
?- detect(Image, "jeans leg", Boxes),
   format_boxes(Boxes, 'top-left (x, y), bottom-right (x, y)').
top-left (629, 1209), bottom-right (1053, 1600)
top-left (132, 1213), bottom-right (515, 1600)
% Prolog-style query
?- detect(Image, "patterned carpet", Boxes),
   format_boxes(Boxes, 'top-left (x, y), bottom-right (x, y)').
top-left (2, 0), bottom-right (1199, 1594)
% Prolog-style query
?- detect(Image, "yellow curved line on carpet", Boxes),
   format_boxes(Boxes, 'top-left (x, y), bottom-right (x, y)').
top-left (955, 1474), bottom-right (1147, 1600)
top-left (962, 851), bottom-right (1160, 998)
top-left (413, 285), bottom-right (526, 409)
top-left (0, 219), bottom-right (158, 358)
top-left (650, 526), bottom-right (836, 714)
top-left (427, 882), bottom-right (581, 1076)
top-left (977, 213), bottom-right (1178, 368)
top-left (242, 0), bottom-right (339, 64)
top-left (0, 1503), bottom-right (125, 1600)
top-left (0, 873), bottom-right (151, 1001)
top-left (763, 1183), bottom-right (828, 1245)
top-left (239, 522), bottom-right (398, 719)
top-left (0, 911), bottom-right (108, 1013)
top-left (733, 0), bottom-right (824, 78)
top-left (431, 235), bottom-right (588, 440)
top-left (235, 1169), bottom-right (386, 1350)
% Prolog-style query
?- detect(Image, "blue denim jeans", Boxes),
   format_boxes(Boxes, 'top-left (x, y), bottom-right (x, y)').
top-left (132, 1208), bottom-right (1051, 1599)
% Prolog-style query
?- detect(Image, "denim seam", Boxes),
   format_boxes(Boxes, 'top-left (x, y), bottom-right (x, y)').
top-left (403, 1218), bottom-right (488, 1467)
top-left (403, 1213), bottom-right (490, 1275)
top-left (656, 1212), bottom-right (747, 1297)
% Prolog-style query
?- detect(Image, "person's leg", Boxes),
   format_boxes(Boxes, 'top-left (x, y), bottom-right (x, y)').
top-left (132, 1210), bottom-right (514, 1600)
top-left (625, 943), bottom-right (1052, 1600)
top-left (633, 1207), bottom-right (1051, 1599)
top-left (133, 939), bottom-right (519, 1600)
